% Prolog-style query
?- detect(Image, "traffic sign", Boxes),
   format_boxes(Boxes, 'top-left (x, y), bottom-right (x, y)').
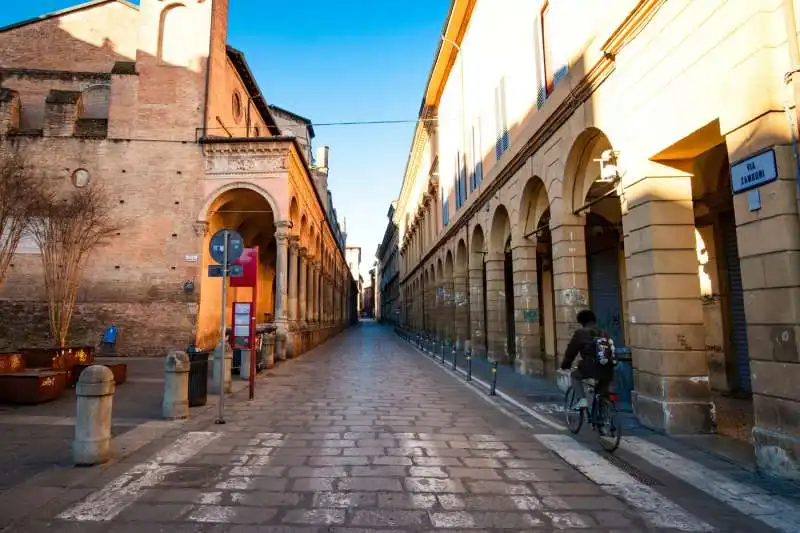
top-left (208, 264), bottom-right (243, 278)
top-left (209, 229), bottom-right (244, 264)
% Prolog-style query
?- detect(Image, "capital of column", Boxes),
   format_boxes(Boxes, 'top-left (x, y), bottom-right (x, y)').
top-left (192, 221), bottom-right (210, 237)
top-left (289, 235), bottom-right (300, 249)
top-left (299, 247), bottom-right (308, 258)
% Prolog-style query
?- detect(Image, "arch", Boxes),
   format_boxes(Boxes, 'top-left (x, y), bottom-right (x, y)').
top-left (455, 239), bottom-right (468, 275)
top-left (444, 251), bottom-right (454, 278)
top-left (81, 84), bottom-right (111, 120)
top-left (158, 4), bottom-right (194, 68)
top-left (197, 181), bottom-right (281, 223)
top-left (289, 198), bottom-right (300, 232)
top-left (563, 127), bottom-right (616, 214)
top-left (518, 175), bottom-right (550, 239)
top-left (470, 224), bottom-right (485, 269)
top-left (489, 204), bottom-right (511, 254)
top-left (300, 215), bottom-right (308, 247)
top-left (436, 259), bottom-right (444, 282)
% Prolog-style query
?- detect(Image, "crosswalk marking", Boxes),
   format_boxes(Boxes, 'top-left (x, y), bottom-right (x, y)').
top-left (537, 434), bottom-right (715, 532)
top-left (623, 437), bottom-right (800, 533)
top-left (58, 431), bottom-right (219, 522)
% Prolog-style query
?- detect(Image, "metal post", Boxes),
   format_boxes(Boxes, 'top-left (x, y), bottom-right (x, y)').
top-left (489, 360), bottom-right (498, 396)
top-left (440, 341), bottom-right (446, 364)
top-left (466, 349), bottom-right (472, 382)
top-left (216, 230), bottom-right (228, 424)
top-left (452, 344), bottom-right (457, 370)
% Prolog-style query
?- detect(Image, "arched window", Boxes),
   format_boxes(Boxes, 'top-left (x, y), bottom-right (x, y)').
top-left (158, 4), bottom-right (193, 67)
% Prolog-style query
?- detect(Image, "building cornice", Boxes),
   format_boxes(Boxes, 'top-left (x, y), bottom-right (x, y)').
top-left (601, 0), bottom-right (667, 57)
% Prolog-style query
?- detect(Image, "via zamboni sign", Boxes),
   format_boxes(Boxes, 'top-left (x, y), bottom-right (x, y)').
top-left (730, 149), bottom-right (778, 194)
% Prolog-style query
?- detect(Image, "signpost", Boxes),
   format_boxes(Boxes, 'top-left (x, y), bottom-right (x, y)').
top-left (209, 229), bottom-right (244, 425)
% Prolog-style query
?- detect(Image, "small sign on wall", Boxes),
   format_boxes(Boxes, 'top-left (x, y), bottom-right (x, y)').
top-left (184, 254), bottom-right (199, 263)
top-left (730, 149), bottom-right (778, 194)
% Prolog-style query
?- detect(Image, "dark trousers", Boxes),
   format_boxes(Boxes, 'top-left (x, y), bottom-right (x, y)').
top-left (570, 368), bottom-right (611, 403)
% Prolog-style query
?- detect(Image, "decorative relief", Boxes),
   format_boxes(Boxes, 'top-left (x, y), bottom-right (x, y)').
top-left (205, 154), bottom-right (286, 175)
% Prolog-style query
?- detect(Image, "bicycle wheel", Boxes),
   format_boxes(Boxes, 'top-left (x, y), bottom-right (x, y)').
top-left (596, 398), bottom-right (622, 452)
top-left (564, 387), bottom-right (583, 434)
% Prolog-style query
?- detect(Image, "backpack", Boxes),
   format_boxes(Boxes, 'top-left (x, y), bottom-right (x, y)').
top-left (592, 332), bottom-right (615, 366)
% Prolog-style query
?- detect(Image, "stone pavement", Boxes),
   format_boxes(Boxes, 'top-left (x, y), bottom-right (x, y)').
top-left (3, 322), bottom-right (800, 532)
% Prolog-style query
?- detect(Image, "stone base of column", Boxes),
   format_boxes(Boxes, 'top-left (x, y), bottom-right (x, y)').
top-left (752, 426), bottom-right (800, 481)
top-left (514, 353), bottom-right (543, 376)
top-left (632, 376), bottom-right (713, 434)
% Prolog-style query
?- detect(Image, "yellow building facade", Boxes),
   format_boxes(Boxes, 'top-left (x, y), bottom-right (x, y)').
top-left (394, 0), bottom-right (800, 480)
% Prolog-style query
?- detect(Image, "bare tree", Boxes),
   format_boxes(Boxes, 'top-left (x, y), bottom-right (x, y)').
top-left (29, 185), bottom-right (120, 347)
top-left (0, 154), bottom-right (48, 285)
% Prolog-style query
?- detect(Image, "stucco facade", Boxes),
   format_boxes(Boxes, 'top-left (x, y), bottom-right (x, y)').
top-left (376, 202), bottom-right (400, 325)
top-left (392, 0), bottom-right (800, 481)
top-left (0, 0), bottom-right (356, 357)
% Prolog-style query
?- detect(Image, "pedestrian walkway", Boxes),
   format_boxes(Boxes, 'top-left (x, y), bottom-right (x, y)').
top-left (6, 322), bottom-right (800, 532)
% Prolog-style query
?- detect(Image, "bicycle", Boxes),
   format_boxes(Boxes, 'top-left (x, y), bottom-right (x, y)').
top-left (564, 377), bottom-right (622, 452)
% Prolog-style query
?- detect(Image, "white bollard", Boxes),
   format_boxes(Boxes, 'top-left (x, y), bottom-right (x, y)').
top-left (73, 365), bottom-right (115, 466)
top-left (163, 351), bottom-right (190, 420)
top-left (210, 341), bottom-right (232, 394)
top-left (240, 349), bottom-right (254, 380)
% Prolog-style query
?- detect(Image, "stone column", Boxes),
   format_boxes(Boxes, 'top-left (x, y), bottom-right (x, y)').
top-left (512, 241), bottom-right (542, 375)
top-left (484, 253), bottom-right (508, 362)
top-left (274, 222), bottom-right (291, 360)
top-left (468, 261), bottom-right (486, 358)
top-left (288, 236), bottom-right (299, 324)
top-left (298, 248), bottom-right (307, 324)
top-left (550, 223), bottom-right (589, 366)
top-left (312, 262), bottom-right (320, 323)
top-left (453, 269), bottom-right (469, 352)
top-left (622, 174), bottom-right (710, 434)
top-left (443, 276), bottom-right (455, 344)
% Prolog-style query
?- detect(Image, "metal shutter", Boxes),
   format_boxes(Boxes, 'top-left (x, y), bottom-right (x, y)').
top-left (588, 247), bottom-right (624, 346)
top-left (721, 213), bottom-right (752, 392)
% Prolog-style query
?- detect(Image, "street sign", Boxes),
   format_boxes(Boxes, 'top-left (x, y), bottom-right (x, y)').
top-left (208, 264), bottom-right (243, 278)
top-left (730, 149), bottom-right (778, 194)
top-left (209, 229), bottom-right (244, 264)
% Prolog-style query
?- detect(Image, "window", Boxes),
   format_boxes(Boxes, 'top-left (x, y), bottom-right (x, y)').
top-left (470, 121), bottom-right (483, 191)
top-left (494, 77), bottom-right (509, 160)
top-left (541, 1), bottom-right (554, 97)
top-left (232, 91), bottom-right (243, 124)
top-left (442, 192), bottom-right (449, 227)
top-left (539, 0), bottom-right (569, 103)
top-left (253, 126), bottom-right (260, 137)
top-left (455, 152), bottom-right (467, 210)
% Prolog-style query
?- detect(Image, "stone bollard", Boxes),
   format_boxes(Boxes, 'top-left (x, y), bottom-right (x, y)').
top-left (210, 342), bottom-right (232, 394)
top-left (163, 351), bottom-right (190, 420)
top-left (262, 334), bottom-right (276, 369)
top-left (73, 365), bottom-right (115, 466)
top-left (240, 349), bottom-right (252, 380)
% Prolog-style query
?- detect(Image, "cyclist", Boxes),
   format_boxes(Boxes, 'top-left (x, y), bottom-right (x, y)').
top-left (560, 309), bottom-right (615, 411)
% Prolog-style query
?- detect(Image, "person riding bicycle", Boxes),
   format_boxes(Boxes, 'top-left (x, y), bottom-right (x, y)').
top-left (560, 309), bottom-right (615, 411)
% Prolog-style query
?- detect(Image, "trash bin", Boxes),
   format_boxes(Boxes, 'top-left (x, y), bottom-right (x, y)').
top-left (187, 348), bottom-right (210, 407)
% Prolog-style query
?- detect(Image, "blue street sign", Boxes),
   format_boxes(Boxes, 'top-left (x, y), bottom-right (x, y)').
top-left (209, 229), bottom-right (244, 264)
top-left (208, 264), bottom-right (243, 278)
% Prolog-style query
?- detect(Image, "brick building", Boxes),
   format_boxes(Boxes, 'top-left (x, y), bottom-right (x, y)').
top-left (390, 0), bottom-right (800, 480)
top-left (0, 0), bottom-right (356, 358)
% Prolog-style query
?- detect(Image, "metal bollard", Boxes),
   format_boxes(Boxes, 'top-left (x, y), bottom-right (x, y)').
top-left (452, 345), bottom-right (457, 371)
top-left (163, 351), bottom-right (190, 420)
top-left (440, 341), bottom-right (446, 364)
top-left (466, 349), bottom-right (472, 382)
top-left (73, 365), bottom-right (115, 466)
top-left (490, 360), bottom-right (498, 396)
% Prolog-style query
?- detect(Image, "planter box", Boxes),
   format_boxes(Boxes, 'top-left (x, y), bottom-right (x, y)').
top-left (0, 370), bottom-right (67, 404)
top-left (0, 353), bottom-right (25, 374)
top-left (74, 363), bottom-right (127, 385)
top-left (21, 348), bottom-right (65, 370)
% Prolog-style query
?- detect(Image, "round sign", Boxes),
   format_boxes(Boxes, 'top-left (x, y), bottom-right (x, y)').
top-left (209, 229), bottom-right (244, 264)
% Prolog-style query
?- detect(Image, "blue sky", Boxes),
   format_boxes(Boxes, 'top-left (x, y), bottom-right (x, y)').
top-left (1, 0), bottom-right (451, 280)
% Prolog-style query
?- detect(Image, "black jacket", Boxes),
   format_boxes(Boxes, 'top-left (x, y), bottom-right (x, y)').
top-left (561, 325), bottom-right (613, 379)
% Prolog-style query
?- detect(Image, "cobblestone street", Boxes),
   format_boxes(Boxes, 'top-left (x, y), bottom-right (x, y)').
top-left (4, 322), bottom-right (800, 532)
